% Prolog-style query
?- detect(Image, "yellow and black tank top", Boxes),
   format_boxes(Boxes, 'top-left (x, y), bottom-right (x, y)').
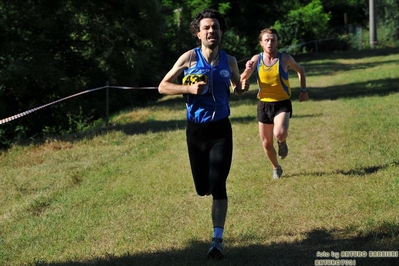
top-left (256, 52), bottom-right (291, 102)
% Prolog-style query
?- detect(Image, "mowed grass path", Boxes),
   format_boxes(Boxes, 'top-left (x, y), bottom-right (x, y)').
top-left (1, 48), bottom-right (399, 266)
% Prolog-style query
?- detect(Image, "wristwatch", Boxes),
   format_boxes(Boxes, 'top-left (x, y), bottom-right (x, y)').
top-left (301, 88), bottom-right (307, 92)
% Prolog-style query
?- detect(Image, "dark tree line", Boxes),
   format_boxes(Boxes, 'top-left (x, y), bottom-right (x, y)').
top-left (0, 0), bottom-right (397, 148)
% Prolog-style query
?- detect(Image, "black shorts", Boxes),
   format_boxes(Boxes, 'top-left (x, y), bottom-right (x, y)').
top-left (257, 100), bottom-right (292, 124)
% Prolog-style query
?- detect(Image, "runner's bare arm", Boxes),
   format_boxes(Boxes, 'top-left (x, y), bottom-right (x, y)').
top-left (241, 54), bottom-right (259, 80)
top-left (285, 54), bottom-right (306, 90)
top-left (284, 54), bottom-right (308, 102)
top-left (228, 55), bottom-right (248, 95)
top-left (158, 51), bottom-right (207, 95)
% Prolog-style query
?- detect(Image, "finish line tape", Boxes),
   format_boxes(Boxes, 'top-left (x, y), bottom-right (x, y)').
top-left (0, 85), bottom-right (158, 125)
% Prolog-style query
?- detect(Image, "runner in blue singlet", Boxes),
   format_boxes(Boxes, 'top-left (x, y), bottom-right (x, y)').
top-left (158, 9), bottom-right (249, 260)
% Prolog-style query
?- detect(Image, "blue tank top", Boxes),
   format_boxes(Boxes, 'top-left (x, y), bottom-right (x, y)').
top-left (183, 47), bottom-right (232, 123)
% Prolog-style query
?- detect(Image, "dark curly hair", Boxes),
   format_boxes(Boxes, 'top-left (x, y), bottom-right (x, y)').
top-left (190, 9), bottom-right (228, 42)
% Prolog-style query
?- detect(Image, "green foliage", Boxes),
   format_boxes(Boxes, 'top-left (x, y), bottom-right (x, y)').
top-left (273, 0), bottom-right (331, 53)
top-left (376, 0), bottom-right (399, 46)
top-left (322, 0), bottom-right (368, 28)
top-left (181, 0), bottom-right (231, 17)
top-left (0, 0), bottom-right (164, 148)
top-left (218, 2), bottom-right (231, 14)
top-left (222, 30), bottom-right (251, 62)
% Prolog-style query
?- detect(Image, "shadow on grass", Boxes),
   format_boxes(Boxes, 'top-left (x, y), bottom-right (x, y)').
top-left (290, 77), bottom-right (399, 101)
top-left (296, 47), bottom-right (399, 61)
top-left (17, 74), bottom-right (398, 148)
top-left (336, 161), bottom-right (399, 176)
top-left (97, 115), bottom-right (256, 137)
top-left (303, 59), bottom-right (399, 77)
top-left (285, 161), bottom-right (399, 178)
top-left (155, 77), bottom-right (399, 108)
top-left (33, 224), bottom-right (399, 266)
top-left (298, 47), bottom-right (399, 78)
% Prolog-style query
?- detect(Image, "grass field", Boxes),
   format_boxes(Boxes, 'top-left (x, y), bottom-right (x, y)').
top-left (1, 48), bottom-right (399, 266)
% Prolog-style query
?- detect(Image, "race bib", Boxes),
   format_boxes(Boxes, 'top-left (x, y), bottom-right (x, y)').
top-left (182, 74), bottom-right (208, 85)
top-left (182, 74), bottom-right (209, 95)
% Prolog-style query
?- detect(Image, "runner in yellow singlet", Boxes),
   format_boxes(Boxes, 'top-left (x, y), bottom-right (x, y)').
top-left (241, 28), bottom-right (309, 179)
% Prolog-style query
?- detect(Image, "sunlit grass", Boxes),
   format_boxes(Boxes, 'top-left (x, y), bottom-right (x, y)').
top-left (1, 48), bottom-right (399, 266)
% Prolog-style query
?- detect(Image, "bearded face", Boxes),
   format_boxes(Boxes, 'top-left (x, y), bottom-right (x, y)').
top-left (197, 18), bottom-right (222, 49)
